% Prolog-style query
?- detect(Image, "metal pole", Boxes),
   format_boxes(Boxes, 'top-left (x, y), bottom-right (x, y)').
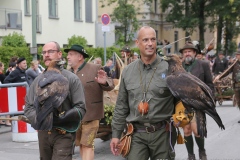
top-left (32, 0), bottom-right (37, 60)
top-left (104, 32), bottom-right (106, 65)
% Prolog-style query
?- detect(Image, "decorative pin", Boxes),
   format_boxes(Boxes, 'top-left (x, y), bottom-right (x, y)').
top-left (82, 74), bottom-right (84, 76)
top-left (161, 73), bottom-right (166, 79)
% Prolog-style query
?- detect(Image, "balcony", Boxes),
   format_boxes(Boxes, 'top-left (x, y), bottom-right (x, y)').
top-left (0, 8), bottom-right (22, 30)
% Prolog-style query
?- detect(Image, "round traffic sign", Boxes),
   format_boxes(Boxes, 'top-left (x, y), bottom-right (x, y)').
top-left (101, 14), bottom-right (111, 25)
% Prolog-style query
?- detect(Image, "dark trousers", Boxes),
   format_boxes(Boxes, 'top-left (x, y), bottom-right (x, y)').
top-left (38, 130), bottom-right (75, 160)
top-left (127, 126), bottom-right (177, 160)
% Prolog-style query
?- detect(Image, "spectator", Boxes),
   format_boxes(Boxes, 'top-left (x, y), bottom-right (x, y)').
top-left (5, 62), bottom-right (17, 76)
top-left (0, 62), bottom-right (5, 83)
top-left (4, 57), bottom-right (27, 83)
top-left (37, 54), bottom-right (45, 73)
top-left (104, 59), bottom-right (113, 77)
top-left (26, 60), bottom-right (40, 86)
top-left (0, 61), bottom-right (13, 127)
top-left (93, 57), bottom-right (102, 65)
top-left (212, 51), bottom-right (228, 75)
top-left (132, 52), bottom-right (139, 61)
top-left (164, 39), bottom-right (171, 54)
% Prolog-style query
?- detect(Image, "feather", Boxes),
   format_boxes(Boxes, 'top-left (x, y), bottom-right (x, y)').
top-left (34, 60), bottom-right (69, 130)
top-left (162, 54), bottom-right (225, 138)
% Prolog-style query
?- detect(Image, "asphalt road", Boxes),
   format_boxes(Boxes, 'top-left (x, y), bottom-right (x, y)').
top-left (0, 101), bottom-right (240, 160)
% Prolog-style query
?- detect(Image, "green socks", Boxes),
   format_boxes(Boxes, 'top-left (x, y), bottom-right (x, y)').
top-left (184, 135), bottom-right (194, 154)
top-left (195, 136), bottom-right (205, 151)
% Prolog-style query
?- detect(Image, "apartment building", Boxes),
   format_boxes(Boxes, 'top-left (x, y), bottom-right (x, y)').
top-left (98, 0), bottom-right (215, 53)
top-left (0, 0), bottom-right (97, 47)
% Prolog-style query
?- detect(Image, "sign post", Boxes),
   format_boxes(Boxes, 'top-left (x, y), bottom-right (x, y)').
top-left (101, 14), bottom-right (111, 65)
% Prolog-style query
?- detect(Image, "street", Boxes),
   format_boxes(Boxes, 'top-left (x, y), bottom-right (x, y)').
top-left (0, 101), bottom-right (240, 160)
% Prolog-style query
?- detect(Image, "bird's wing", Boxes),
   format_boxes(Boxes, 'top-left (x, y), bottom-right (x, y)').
top-left (166, 72), bottom-right (225, 130)
top-left (34, 71), bottom-right (69, 130)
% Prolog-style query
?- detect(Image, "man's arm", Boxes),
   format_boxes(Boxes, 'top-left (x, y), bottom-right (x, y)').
top-left (68, 75), bottom-right (86, 119)
top-left (3, 71), bottom-right (17, 83)
top-left (111, 69), bottom-right (129, 139)
top-left (202, 61), bottom-right (214, 93)
top-left (24, 78), bottom-right (37, 125)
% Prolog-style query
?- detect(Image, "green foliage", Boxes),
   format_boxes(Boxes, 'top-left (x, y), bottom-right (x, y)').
top-left (67, 35), bottom-right (88, 48)
top-left (104, 104), bottom-right (115, 125)
top-left (1, 32), bottom-right (27, 47)
top-left (0, 46), bottom-right (138, 70)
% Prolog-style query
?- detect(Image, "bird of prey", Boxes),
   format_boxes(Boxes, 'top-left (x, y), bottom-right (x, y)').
top-left (162, 54), bottom-right (225, 138)
top-left (33, 60), bottom-right (69, 130)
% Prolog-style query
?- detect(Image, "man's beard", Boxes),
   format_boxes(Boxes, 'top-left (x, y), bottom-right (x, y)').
top-left (184, 56), bottom-right (194, 64)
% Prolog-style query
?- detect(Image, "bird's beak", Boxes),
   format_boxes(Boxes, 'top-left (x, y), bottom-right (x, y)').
top-left (57, 61), bottom-right (66, 65)
top-left (161, 55), bottom-right (169, 61)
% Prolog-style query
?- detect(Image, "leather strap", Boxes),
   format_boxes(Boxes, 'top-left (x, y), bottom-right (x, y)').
top-left (133, 121), bottom-right (166, 133)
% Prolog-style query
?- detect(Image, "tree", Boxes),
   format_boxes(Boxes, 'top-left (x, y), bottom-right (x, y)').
top-left (1, 32), bottom-right (27, 47)
top-left (208, 0), bottom-right (240, 54)
top-left (100, 0), bottom-right (140, 46)
top-left (161, 0), bottom-right (209, 48)
top-left (67, 35), bottom-right (88, 48)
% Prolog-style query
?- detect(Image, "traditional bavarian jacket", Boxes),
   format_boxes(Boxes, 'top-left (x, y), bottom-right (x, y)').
top-left (111, 55), bottom-right (175, 139)
top-left (221, 60), bottom-right (240, 89)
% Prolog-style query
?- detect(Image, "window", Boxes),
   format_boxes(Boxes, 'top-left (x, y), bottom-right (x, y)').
top-left (49, 0), bottom-right (58, 18)
top-left (74, 0), bottom-right (81, 21)
top-left (24, 0), bottom-right (31, 16)
top-left (85, 0), bottom-right (92, 22)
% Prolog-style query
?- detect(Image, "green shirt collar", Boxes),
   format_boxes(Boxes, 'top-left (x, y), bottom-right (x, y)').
top-left (139, 55), bottom-right (162, 70)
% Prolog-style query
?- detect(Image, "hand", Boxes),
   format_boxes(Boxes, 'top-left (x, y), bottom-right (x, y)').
top-left (110, 138), bottom-right (120, 156)
top-left (95, 69), bottom-right (108, 85)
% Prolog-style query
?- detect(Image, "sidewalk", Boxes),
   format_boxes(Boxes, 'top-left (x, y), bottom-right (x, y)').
top-left (0, 124), bottom-right (11, 134)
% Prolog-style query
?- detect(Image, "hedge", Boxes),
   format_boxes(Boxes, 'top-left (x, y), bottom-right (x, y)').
top-left (0, 46), bottom-right (140, 69)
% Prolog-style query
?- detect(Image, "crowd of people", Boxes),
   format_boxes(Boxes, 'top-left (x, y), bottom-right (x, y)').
top-left (1, 25), bottom-right (240, 160)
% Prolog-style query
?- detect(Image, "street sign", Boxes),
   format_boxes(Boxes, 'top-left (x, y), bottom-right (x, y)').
top-left (101, 14), bottom-right (111, 25)
top-left (102, 26), bottom-right (110, 32)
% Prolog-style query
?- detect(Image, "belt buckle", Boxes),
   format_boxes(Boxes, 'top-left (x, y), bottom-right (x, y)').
top-left (145, 125), bottom-right (155, 133)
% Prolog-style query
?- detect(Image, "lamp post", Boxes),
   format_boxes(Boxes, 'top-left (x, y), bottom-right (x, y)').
top-left (31, 0), bottom-right (37, 60)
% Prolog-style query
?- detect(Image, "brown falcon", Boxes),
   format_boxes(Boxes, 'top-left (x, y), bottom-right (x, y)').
top-left (162, 54), bottom-right (225, 138)
top-left (33, 60), bottom-right (69, 130)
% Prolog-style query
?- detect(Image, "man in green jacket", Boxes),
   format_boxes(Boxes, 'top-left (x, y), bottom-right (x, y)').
top-left (110, 26), bottom-right (177, 159)
top-left (24, 41), bottom-right (86, 160)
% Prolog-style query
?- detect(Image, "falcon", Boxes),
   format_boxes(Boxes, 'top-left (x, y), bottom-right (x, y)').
top-left (33, 60), bottom-right (69, 130)
top-left (162, 54), bottom-right (225, 137)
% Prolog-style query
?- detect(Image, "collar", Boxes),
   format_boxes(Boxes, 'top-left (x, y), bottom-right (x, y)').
top-left (70, 61), bottom-right (87, 73)
top-left (139, 55), bottom-right (161, 70)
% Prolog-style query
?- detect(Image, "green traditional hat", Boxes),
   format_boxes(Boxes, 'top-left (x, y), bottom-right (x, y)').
top-left (179, 42), bottom-right (198, 53)
top-left (64, 44), bottom-right (89, 58)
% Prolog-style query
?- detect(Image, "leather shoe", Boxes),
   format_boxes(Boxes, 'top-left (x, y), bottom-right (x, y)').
top-left (238, 120), bottom-right (240, 123)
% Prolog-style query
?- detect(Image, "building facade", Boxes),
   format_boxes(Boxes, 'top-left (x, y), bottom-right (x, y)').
top-left (0, 0), bottom-right (97, 47)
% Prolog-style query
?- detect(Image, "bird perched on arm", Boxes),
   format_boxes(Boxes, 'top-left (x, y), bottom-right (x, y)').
top-left (162, 54), bottom-right (225, 138)
top-left (33, 60), bottom-right (69, 130)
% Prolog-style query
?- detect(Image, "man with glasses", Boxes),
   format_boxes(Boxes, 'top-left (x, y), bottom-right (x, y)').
top-left (65, 44), bottom-right (114, 160)
top-left (24, 41), bottom-right (86, 160)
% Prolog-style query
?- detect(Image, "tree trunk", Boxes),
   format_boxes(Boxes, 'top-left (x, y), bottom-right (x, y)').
top-left (217, 15), bottom-right (223, 53)
top-left (198, 0), bottom-right (205, 49)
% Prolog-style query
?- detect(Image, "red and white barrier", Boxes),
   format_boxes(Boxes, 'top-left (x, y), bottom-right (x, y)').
top-left (0, 83), bottom-right (27, 114)
top-left (12, 117), bottom-right (38, 142)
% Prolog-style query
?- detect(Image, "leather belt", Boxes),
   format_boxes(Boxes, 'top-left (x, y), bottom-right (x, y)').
top-left (133, 121), bottom-right (166, 133)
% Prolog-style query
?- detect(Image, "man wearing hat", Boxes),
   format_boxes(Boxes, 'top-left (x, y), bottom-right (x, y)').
top-left (4, 57), bottom-right (27, 83)
top-left (65, 44), bottom-right (114, 160)
top-left (212, 51), bottom-right (228, 75)
top-left (215, 50), bottom-right (240, 122)
top-left (120, 46), bottom-right (133, 64)
top-left (180, 41), bottom-right (214, 160)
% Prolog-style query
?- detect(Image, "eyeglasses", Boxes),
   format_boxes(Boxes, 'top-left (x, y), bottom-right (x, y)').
top-left (41, 50), bottom-right (59, 55)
